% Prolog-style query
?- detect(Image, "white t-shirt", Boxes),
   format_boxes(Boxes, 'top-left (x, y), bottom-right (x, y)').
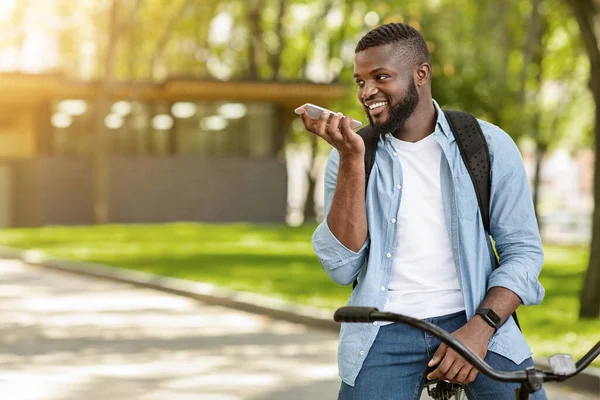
top-left (383, 133), bottom-right (465, 320)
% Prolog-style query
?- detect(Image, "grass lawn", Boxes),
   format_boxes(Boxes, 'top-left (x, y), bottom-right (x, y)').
top-left (0, 222), bottom-right (598, 367)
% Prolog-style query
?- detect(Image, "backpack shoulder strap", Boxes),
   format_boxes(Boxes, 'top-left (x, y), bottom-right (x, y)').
top-left (356, 124), bottom-right (378, 192)
top-left (352, 125), bottom-right (377, 290)
top-left (444, 110), bottom-right (521, 330)
top-left (443, 110), bottom-right (491, 234)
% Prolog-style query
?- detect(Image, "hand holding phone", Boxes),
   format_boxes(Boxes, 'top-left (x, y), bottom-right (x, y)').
top-left (294, 103), bottom-right (363, 130)
top-left (294, 102), bottom-right (366, 157)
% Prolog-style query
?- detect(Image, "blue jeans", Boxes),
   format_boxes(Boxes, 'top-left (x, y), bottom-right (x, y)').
top-left (338, 311), bottom-right (547, 400)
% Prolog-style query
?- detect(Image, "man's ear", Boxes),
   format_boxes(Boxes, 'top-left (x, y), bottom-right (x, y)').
top-left (414, 63), bottom-right (431, 87)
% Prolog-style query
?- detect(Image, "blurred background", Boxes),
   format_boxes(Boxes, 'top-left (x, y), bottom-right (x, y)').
top-left (0, 0), bottom-right (599, 398)
top-left (0, 0), bottom-right (593, 238)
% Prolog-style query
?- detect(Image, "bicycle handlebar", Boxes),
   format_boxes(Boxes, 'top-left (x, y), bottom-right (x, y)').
top-left (334, 307), bottom-right (600, 394)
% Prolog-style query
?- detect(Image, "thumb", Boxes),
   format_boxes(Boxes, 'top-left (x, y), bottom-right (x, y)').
top-left (428, 343), bottom-right (447, 367)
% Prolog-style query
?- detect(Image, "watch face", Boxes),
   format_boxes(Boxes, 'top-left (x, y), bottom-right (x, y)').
top-left (487, 309), bottom-right (501, 325)
top-left (477, 307), bottom-right (501, 327)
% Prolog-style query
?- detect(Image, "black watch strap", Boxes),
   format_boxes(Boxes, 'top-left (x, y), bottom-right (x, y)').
top-left (475, 307), bottom-right (501, 332)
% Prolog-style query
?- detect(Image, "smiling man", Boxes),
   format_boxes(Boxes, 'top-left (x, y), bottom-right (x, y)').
top-left (297, 23), bottom-right (547, 399)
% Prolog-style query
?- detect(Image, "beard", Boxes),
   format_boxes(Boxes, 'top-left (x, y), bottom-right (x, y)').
top-left (367, 79), bottom-right (420, 137)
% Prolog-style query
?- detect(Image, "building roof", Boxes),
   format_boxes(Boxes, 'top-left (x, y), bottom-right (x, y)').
top-left (0, 73), bottom-right (348, 106)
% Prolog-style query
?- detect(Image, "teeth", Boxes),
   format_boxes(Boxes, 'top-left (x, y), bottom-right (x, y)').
top-left (368, 102), bottom-right (388, 110)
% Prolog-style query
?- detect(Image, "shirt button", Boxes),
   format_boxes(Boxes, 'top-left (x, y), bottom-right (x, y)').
top-left (385, 133), bottom-right (391, 139)
top-left (360, 350), bottom-right (365, 355)
top-left (396, 184), bottom-right (402, 190)
top-left (373, 321), bottom-right (378, 326)
top-left (391, 218), bottom-right (396, 223)
top-left (393, 152), bottom-right (398, 156)
top-left (381, 286), bottom-right (386, 291)
top-left (386, 253), bottom-right (391, 258)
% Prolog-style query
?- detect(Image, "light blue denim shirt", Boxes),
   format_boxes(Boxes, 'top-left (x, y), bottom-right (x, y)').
top-left (312, 100), bottom-right (545, 386)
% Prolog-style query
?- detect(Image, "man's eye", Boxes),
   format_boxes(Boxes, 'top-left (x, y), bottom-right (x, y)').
top-left (376, 75), bottom-right (388, 81)
top-left (355, 80), bottom-right (364, 87)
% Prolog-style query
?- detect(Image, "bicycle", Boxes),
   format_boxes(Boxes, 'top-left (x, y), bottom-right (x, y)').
top-left (333, 306), bottom-right (600, 400)
top-left (423, 377), bottom-right (465, 400)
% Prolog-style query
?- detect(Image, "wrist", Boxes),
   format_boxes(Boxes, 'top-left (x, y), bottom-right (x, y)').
top-left (475, 307), bottom-right (503, 334)
top-left (471, 314), bottom-right (497, 338)
top-left (338, 153), bottom-right (365, 170)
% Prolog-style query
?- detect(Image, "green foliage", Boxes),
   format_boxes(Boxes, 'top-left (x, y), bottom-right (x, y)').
top-left (20, 0), bottom-right (591, 150)
top-left (519, 245), bottom-right (600, 361)
top-left (0, 223), bottom-right (597, 365)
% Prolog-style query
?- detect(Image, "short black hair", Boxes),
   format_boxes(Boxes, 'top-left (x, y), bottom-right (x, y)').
top-left (355, 23), bottom-right (431, 67)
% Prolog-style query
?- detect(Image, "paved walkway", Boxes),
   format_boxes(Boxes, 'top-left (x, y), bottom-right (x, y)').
top-left (0, 260), bottom-right (596, 399)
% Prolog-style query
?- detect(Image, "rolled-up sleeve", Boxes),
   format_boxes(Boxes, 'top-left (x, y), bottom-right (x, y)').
top-left (485, 124), bottom-right (545, 305)
top-left (312, 148), bottom-right (369, 286)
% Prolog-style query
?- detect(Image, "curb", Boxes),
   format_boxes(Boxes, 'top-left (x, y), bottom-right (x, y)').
top-left (0, 246), bottom-right (340, 333)
top-left (1, 246), bottom-right (598, 395)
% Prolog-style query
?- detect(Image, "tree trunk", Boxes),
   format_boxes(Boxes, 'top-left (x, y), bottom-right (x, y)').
top-left (566, 0), bottom-right (600, 318)
top-left (519, 0), bottom-right (542, 105)
top-left (246, 0), bottom-right (264, 80)
top-left (532, 143), bottom-right (547, 229)
top-left (304, 178), bottom-right (317, 223)
top-left (530, 12), bottom-right (545, 228)
top-left (270, 0), bottom-right (286, 81)
top-left (581, 73), bottom-right (600, 318)
top-left (303, 135), bottom-right (319, 223)
top-left (93, 0), bottom-right (119, 224)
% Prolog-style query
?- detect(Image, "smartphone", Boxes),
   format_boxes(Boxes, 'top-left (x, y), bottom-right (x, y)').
top-left (295, 103), bottom-right (363, 130)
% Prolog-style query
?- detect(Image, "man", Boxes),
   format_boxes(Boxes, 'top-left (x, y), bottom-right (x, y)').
top-left (296, 23), bottom-right (546, 399)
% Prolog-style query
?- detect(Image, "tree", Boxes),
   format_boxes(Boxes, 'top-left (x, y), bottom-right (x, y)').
top-left (565, 0), bottom-right (600, 318)
top-left (12, 1), bottom-right (593, 245)
top-left (93, 0), bottom-right (120, 224)
top-left (521, 0), bottom-right (586, 227)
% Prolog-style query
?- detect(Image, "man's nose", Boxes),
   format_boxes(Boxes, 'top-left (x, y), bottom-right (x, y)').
top-left (361, 82), bottom-right (379, 101)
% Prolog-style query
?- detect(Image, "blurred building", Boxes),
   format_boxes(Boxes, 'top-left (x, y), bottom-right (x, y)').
top-left (0, 73), bottom-right (344, 227)
top-left (522, 147), bottom-right (595, 245)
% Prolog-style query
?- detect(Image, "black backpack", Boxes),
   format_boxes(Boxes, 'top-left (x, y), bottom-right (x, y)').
top-left (355, 110), bottom-right (521, 329)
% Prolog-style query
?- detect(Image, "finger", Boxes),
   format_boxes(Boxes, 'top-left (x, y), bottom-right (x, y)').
top-left (427, 366), bottom-right (441, 381)
top-left (326, 112), bottom-right (344, 141)
top-left (428, 343), bottom-right (447, 367)
top-left (328, 112), bottom-right (343, 130)
top-left (297, 108), bottom-right (317, 133)
top-left (445, 358), bottom-right (463, 381)
top-left (442, 359), bottom-right (462, 382)
top-left (339, 115), bottom-right (355, 138)
top-left (427, 359), bottom-right (452, 381)
top-left (314, 110), bottom-right (331, 137)
top-left (427, 361), bottom-right (452, 381)
top-left (293, 105), bottom-right (306, 116)
top-left (466, 368), bottom-right (478, 384)
top-left (453, 365), bottom-right (471, 384)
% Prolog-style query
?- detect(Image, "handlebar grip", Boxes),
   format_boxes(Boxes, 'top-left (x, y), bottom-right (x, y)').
top-left (334, 307), bottom-right (379, 323)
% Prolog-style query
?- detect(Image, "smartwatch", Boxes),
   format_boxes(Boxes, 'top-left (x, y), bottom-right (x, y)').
top-left (475, 307), bottom-right (502, 333)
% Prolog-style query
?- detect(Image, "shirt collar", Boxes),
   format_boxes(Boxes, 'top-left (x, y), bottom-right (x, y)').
top-left (432, 99), bottom-right (452, 137)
